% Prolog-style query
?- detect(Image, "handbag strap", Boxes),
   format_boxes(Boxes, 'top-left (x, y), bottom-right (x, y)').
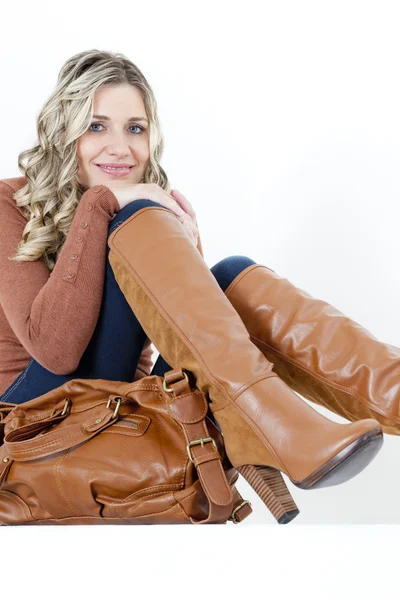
top-left (2, 398), bottom-right (121, 461)
top-left (162, 369), bottom-right (252, 525)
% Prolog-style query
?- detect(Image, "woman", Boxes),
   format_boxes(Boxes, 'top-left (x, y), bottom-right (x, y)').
top-left (0, 49), bottom-right (394, 522)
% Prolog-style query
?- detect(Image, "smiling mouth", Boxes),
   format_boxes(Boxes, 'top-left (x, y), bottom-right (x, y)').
top-left (95, 164), bottom-right (134, 176)
top-left (96, 164), bottom-right (133, 170)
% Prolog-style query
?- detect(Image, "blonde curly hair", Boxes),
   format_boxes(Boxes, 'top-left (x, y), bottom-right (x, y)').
top-left (9, 49), bottom-right (171, 272)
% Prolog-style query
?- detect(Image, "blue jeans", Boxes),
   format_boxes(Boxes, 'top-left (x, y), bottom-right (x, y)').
top-left (0, 200), bottom-right (256, 404)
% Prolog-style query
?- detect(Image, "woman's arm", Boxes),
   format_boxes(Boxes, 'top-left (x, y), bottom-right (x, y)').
top-left (0, 181), bottom-right (120, 375)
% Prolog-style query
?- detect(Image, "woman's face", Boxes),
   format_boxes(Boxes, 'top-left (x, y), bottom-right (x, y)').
top-left (77, 83), bottom-right (150, 189)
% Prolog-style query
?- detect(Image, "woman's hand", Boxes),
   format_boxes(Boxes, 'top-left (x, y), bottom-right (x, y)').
top-left (105, 182), bottom-right (198, 246)
top-left (170, 188), bottom-right (197, 223)
top-left (170, 188), bottom-right (199, 244)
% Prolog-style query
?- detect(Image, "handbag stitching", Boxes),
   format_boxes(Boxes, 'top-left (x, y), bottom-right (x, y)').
top-left (8, 429), bottom-right (88, 457)
top-left (54, 501), bottom-right (190, 522)
top-left (108, 490), bottom-right (180, 519)
top-left (54, 450), bottom-right (81, 515)
top-left (123, 478), bottom-right (186, 503)
top-left (100, 483), bottom-right (183, 505)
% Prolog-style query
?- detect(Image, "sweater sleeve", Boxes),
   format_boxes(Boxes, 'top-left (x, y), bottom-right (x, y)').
top-left (0, 182), bottom-right (120, 375)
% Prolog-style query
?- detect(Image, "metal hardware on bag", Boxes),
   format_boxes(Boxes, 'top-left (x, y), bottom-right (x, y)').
top-left (50, 398), bottom-right (71, 418)
top-left (186, 437), bottom-right (218, 463)
top-left (106, 396), bottom-right (122, 419)
top-left (163, 370), bottom-right (189, 393)
top-left (228, 500), bottom-right (252, 524)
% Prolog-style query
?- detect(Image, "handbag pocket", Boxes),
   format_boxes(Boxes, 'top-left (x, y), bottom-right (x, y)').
top-left (101, 414), bottom-right (150, 437)
top-left (97, 488), bottom-right (191, 522)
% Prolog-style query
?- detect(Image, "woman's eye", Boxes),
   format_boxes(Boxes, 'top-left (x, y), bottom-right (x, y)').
top-left (89, 123), bottom-right (103, 132)
top-left (88, 123), bottom-right (144, 134)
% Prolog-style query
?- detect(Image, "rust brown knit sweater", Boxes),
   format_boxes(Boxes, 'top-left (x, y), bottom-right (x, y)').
top-left (0, 177), bottom-right (140, 395)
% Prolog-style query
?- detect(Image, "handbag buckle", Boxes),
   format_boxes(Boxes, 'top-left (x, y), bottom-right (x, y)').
top-left (50, 398), bottom-right (71, 418)
top-left (186, 436), bottom-right (218, 463)
top-left (228, 500), bottom-right (252, 524)
top-left (106, 396), bottom-right (122, 419)
top-left (163, 370), bottom-right (189, 393)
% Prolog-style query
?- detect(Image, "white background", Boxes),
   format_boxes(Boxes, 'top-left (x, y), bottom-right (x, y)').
top-left (0, 0), bottom-right (399, 596)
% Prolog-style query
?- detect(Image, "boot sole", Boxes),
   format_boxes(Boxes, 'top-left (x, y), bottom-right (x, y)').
top-left (294, 427), bottom-right (384, 489)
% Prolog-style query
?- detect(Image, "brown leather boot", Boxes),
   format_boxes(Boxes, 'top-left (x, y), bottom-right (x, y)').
top-left (224, 264), bottom-right (400, 435)
top-left (107, 206), bottom-right (383, 524)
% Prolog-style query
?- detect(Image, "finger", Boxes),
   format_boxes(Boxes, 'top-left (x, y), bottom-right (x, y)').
top-left (163, 197), bottom-right (186, 218)
top-left (181, 213), bottom-right (198, 235)
top-left (180, 215), bottom-right (197, 236)
top-left (181, 218), bottom-right (198, 244)
top-left (174, 193), bottom-right (196, 219)
top-left (171, 189), bottom-right (196, 220)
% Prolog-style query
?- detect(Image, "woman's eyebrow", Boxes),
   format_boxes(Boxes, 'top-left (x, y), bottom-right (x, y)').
top-left (92, 114), bottom-right (149, 123)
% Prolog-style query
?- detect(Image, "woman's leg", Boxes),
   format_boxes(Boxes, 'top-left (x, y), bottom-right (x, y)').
top-left (106, 203), bottom-right (383, 523)
top-left (223, 260), bottom-right (400, 434)
top-left (0, 200), bottom-right (166, 404)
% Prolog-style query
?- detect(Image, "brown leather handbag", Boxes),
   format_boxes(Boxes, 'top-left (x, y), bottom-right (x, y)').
top-left (0, 368), bottom-right (253, 525)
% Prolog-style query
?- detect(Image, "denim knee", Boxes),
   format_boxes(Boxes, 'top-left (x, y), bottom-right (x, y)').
top-left (211, 255), bottom-right (257, 292)
top-left (108, 199), bottom-right (166, 236)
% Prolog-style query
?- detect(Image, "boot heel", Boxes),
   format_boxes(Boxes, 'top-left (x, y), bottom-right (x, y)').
top-left (237, 464), bottom-right (300, 524)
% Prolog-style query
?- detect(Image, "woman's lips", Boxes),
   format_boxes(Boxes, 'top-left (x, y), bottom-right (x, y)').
top-left (96, 164), bottom-right (133, 177)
